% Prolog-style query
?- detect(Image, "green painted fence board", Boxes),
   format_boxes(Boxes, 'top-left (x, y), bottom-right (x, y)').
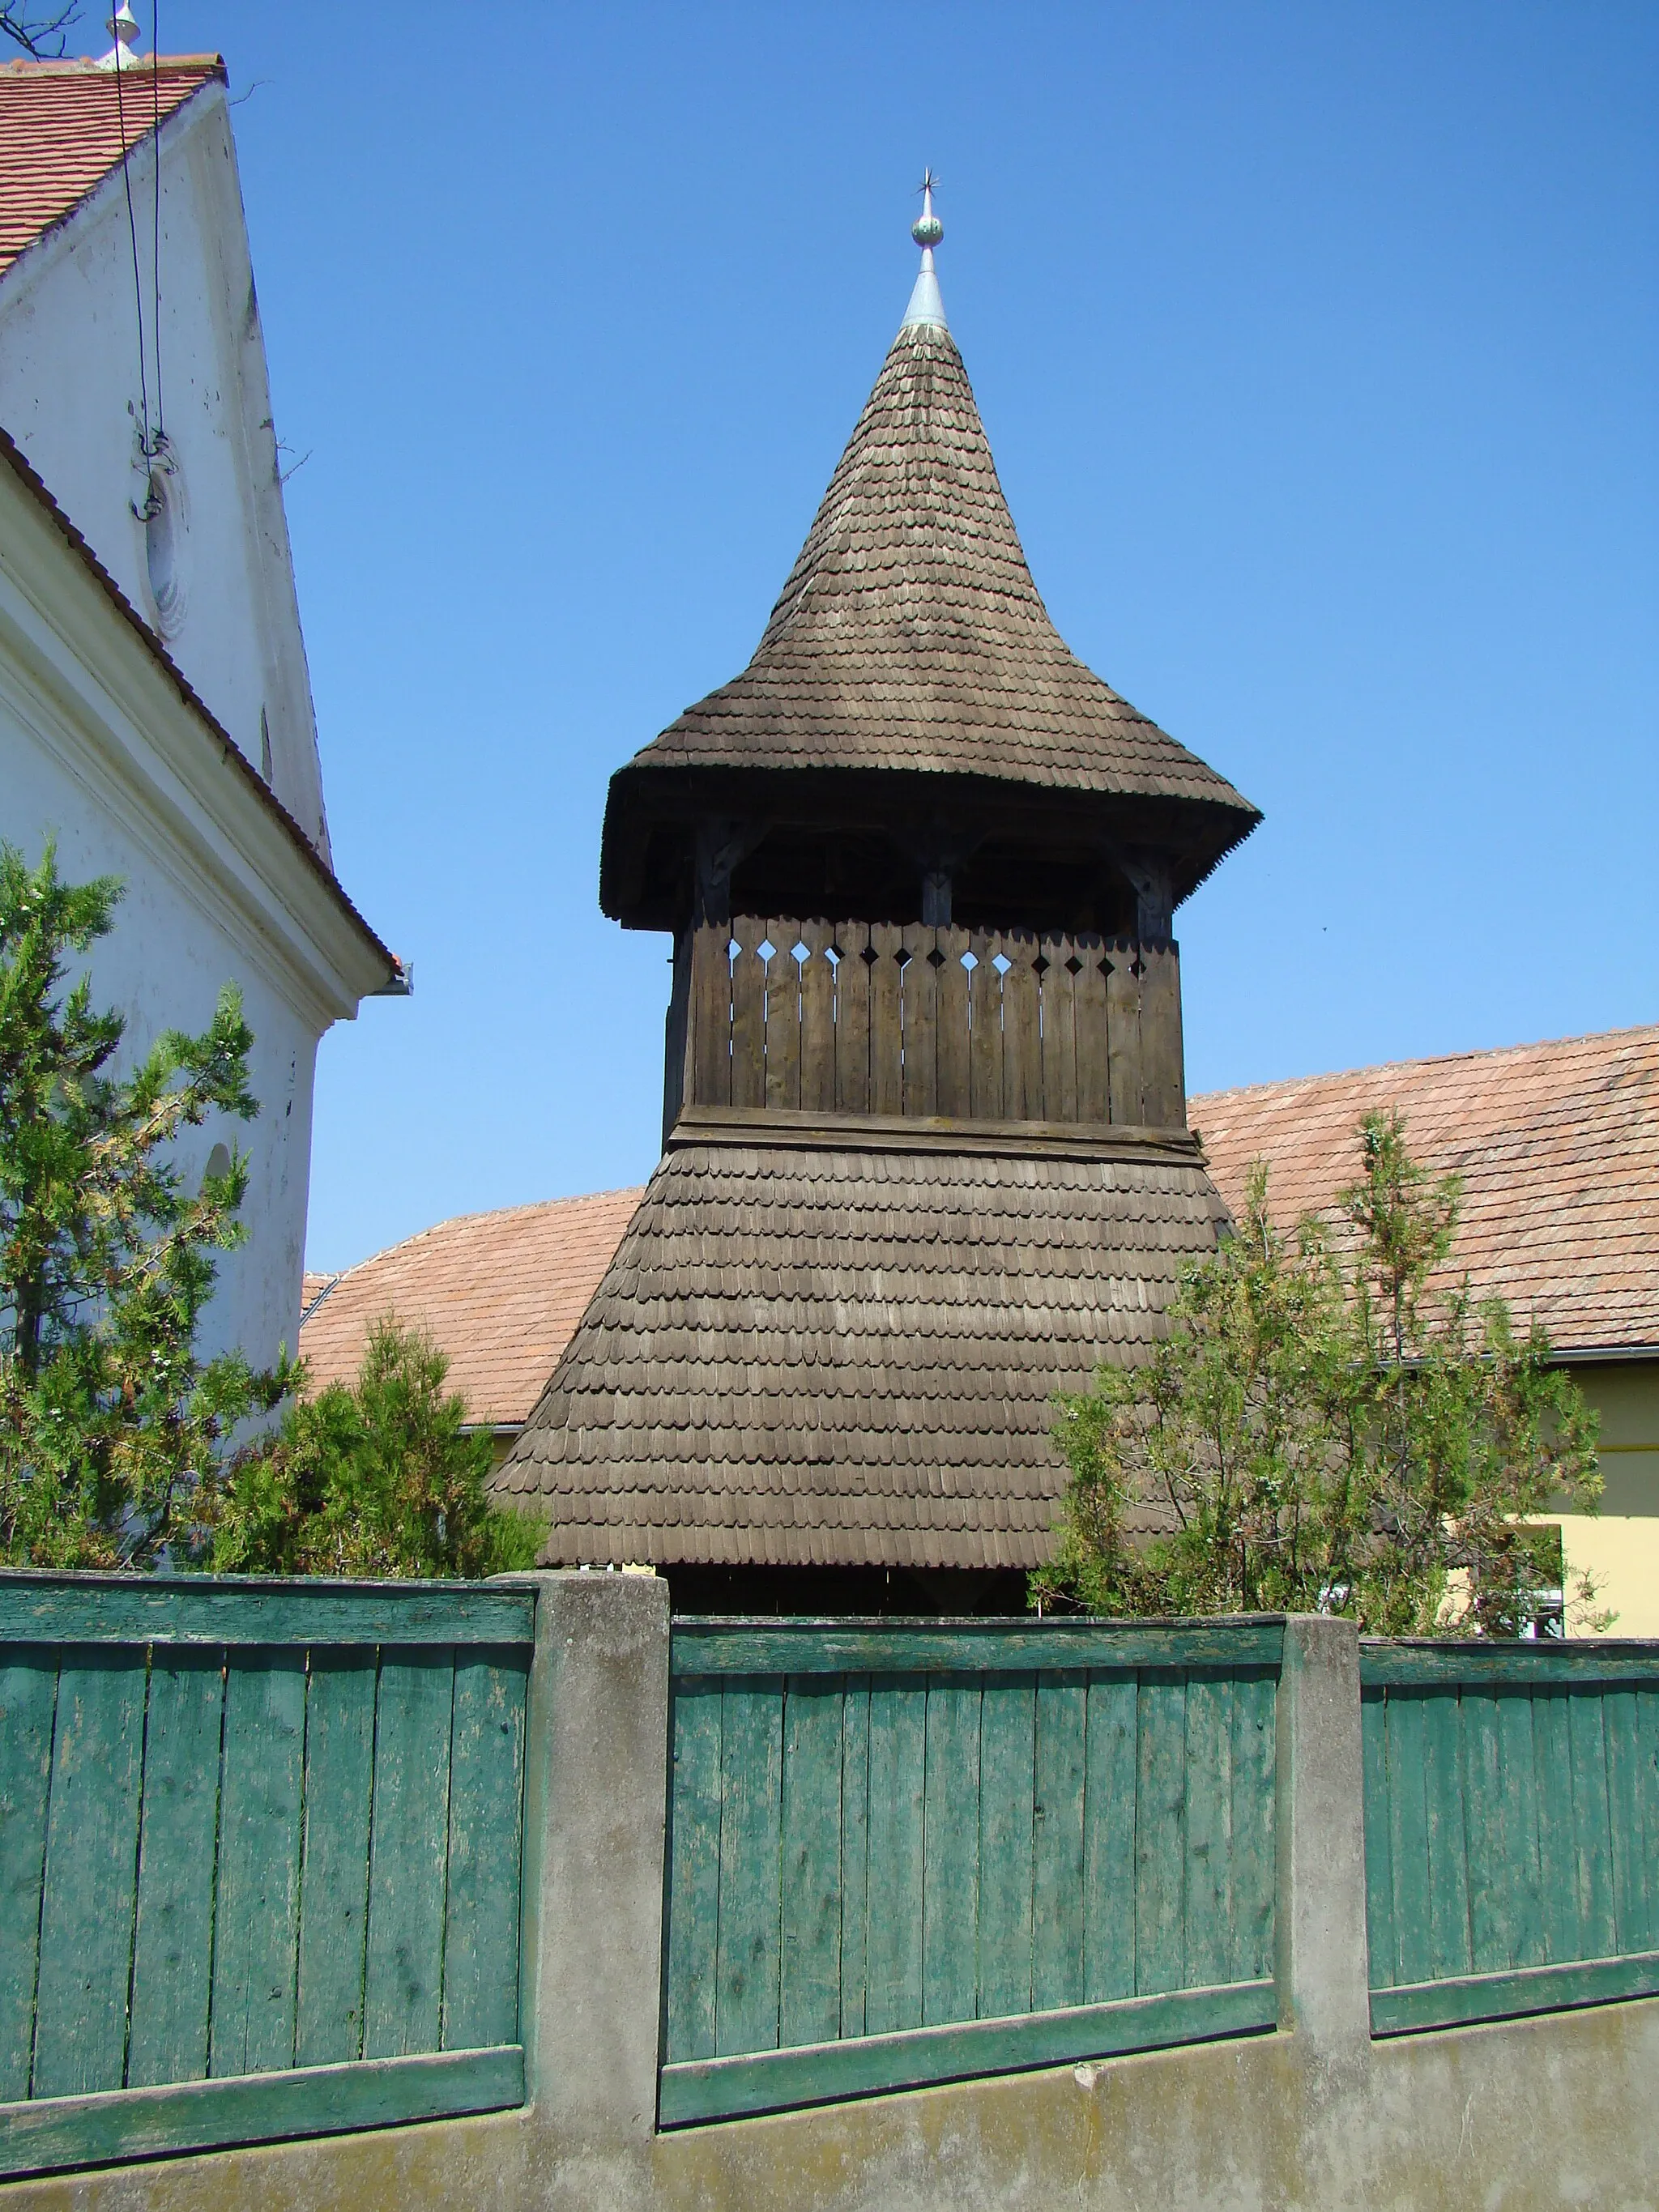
top-left (210, 1650), bottom-right (307, 2079)
top-left (1030, 1676), bottom-right (1086, 2014)
top-left (1495, 1686), bottom-right (1546, 1971)
top-left (838, 1679), bottom-right (870, 2042)
top-left (977, 1676), bottom-right (1036, 2021)
top-left (1133, 1671), bottom-right (1186, 1997)
top-left (1603, 1689), bottom-right (1646, 1955)
top-left (1360, 1641), bottom-right (1659, 1687)
top-left (1567, 1690), bottom-right (1617, 1962)
top-left (1384, 1692), bottom-right (1431, 1988)
top-left (714, 1681), bottom-right (784, 2059)
top-left (0, 1576), bottom-right (532, 1649)
top-left (664, 1681), bottom-right (723, 2065)
top-left (32, 1651), bottom-right (146, 2099)
top-left (778, 1679), bottom-right (843, 2052)
top-left (659, 1980), bottom-right (1276, 2127)
top-left (863, 1677), bottom-right (925, 2036)
top-left (0, 2044), bottom-right (524, 2180)
top-left (1082, 1674), bottom-right (1137, 2005)
top-left (441, 1649), bottom-right (529, 2054)
top-left (1183, 1673), bottom-right (1232, 1990)
top-left (294, 1651), bottom-right (377, 2068)
top-left (672, 1619), bottom-right (1286, 1677)
top-left (920, 1677), bottom-right (979, 2027)
top-left (1361, 1690), bottom-right (1394, 1988)
top-left (364, 1651), bottom-right (455, 2061)
top-left (1460, 1688), bottom-right (1507, 1977)
top-left (0, 1651), bottom-right (57, 2099)
top-left (1422, 1691), bottom-right (1471, 1983)
top-left (1371, 1951), bottom-right (1659, 2038)
top-left (1532, 1689), bottom-right (1580, 1966)
top-left (1229, 1671), bottom-right (1276, 1984)
top-left (126, 1650), bottom-right (225, 2086)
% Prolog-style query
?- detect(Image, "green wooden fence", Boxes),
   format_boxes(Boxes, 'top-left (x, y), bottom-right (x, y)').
top-left (0, 1574), bottom-right (533, 2179)
top-left (659, 1617), bottom-right (1284, 2125)
top-left (1362, 1640), bottom-right (1659, 2036)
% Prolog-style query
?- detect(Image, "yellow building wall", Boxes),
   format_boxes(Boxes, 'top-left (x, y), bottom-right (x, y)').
top-left (1546, 1361), bottom-right (1659, 1637)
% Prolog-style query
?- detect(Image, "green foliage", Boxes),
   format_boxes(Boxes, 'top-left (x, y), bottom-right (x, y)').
top-left (207, 1315), bottom-right (546, 1579)
top-left (1034, 1110), bottom-right (1606, 1634)
top-left (0, 841), bottom-right (288, 1568)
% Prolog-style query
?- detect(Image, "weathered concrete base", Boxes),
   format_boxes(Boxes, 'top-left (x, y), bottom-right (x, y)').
top-left (7, 1996), bottom-right (1657, 2212)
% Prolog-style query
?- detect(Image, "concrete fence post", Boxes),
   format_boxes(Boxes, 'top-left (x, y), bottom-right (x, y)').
top-left (1275, 1613), bottom-right (1372, 2075)
top-left (508, 1569), bottom-right (672, 2150)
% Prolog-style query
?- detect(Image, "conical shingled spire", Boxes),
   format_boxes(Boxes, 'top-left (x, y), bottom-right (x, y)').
top-left (618, 281), bottom-right (1256, 824)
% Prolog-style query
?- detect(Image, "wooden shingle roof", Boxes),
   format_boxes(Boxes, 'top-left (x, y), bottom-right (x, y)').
top-left (497, 1141), bottom-right (1226, 1571)
top-left (615, 316), bottom-right (1258, 815)
top-left (1191, 1025), bottom-right (1659, 1357)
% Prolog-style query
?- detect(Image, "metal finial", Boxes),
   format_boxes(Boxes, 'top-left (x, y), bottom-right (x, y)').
top-left (911, 169), bottom-right (943, 250)
top-left (98, 0), bottom-right (142, 68)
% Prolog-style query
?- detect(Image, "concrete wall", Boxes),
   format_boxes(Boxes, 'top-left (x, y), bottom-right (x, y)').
top-left (4, 1577), bottom-right (1655, 2212)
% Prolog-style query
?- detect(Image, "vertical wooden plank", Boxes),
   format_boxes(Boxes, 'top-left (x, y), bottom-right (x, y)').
top-left (978, 1674), bottom-right (1037, 2021)
top-left (798, 919), bottom-right (837, 1117)
top-left (1073, 936), bottom-right (1110, 1124)
top-left (902, 929), bottom-right (939, 1119)
top-left (690, 921), bottom-right (733, 1111)
top-left (32, 1650), bottom-right (146, 2099)
top-left (968, 929), bottom-right (1001, 1119)
top-left (1384, 1690), bottom-right (1432, 1988)
top-left (764, 920), bottom-right (802, 1113)
top-left (362, 1648), bottom-right (455, 2061)
top-left (779, 1677), bottom-right (843, 2052)
top-left (1230, 1670), bottom-right (1277, 1985)
top-left (935, 927), bottom-right (971, 1117)
top-left (441, 1647), bottom-right (528, 2053)
top-left (1360, 1690), bottom-right (1394, 1988)
top-left (1083, 1673), bottom-right (1138, 2004)
top-left (126, 1649), bottom-right (225, 2086)
top-left (1038, 933), bottom-right (1077, 1124)
top-left (868, 923), bottom-right (904, 1117)
top-left (0, 1649), bottom-right (58, 2099)
top-left (1567, 1690), bottom-right (1616, 1963)
top-left (1000, 930), bottom-right (1043, 1121)
top-left (864, 1675), bottom-right (925, 2035)
top-left (1182, 1673), bottom-right (1233, 1989)
top-left (1422, 1690), bottom-right (1472, 1982)
top-left (1133, 1669), bottom-right (1187, 1997)
top-left (1030, 1674), bottom-right (1087, 2013)
top-left (714, 1679), bottom-right (784, 2058)
top-left (833, 922), bottom-right (872, 1117)
top-left (838, 1677), bottom-right (871, 2041)
top-left (1533, 1686), bottom-right (1580, 1964)
top-left (1106, 939), bottom-right (1145, 1127)
top-left (1602, 1686), bottom-right (1645, 1957)
top-left (210, 1649), bottom-right (307, 2079)
top-left (729, 916), bottom-right (768, 1111)
top-left (921, 1676), bottom-right (980, 2027)
top-left (295, 1649), bottom-right (377, 2069)
top-left (1137, 941), bottom-right (1186, 1128)
top-left (1461, 1688), bottom-right (1508, 1976)
top-left (1497, 1687), bottom-right (1546, 1971)
top-left (664, 1680), bottom-right (723, 2065)
top-left (1633, 1688), bottom-right (1659, 1960)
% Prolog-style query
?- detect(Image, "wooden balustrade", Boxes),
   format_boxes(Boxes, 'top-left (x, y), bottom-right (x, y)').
top-left (680, 915), bottom-right (1184, 1132)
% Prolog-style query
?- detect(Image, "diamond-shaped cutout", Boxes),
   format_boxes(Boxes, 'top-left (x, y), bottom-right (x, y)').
top-left (1099, 956), bottom-right (1115, 978)
top-left (727, 938), bottom-right (741, 961)
top-left (1031, 953), bottom-right (1050, 976)
top-left (895, 947), bottom-right (911, 969)
top-left (860, 944), bottom-right (879, 967)
top-left (791, 940), bottom-right (811, 965)
top-left (1129, 955), bottom-right (1145, 979)
top-left (992, 953), bottom-right (1012, 975)
top-left (1064, 954), bottom-right (1083, 976)
top-left (960, 950), bottom-right (979, 970)
top-left (756, 937), bottom-right (777, 962)
top-left (827, 944), bottom-right (842, 965)
top-left (926, 947), bottom-right (946, 969)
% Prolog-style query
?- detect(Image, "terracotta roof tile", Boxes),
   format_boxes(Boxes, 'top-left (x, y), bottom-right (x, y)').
top-left (0, 57), bottom-right (224, 279)
top-left (297, 1189), bottom-right (646, 1429)
top-left (1190, 1025), bottom-right (1659, 1356)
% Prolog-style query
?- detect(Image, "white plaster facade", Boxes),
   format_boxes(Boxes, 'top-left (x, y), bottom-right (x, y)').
top-left (0, 66), bottom-right (395, 1370)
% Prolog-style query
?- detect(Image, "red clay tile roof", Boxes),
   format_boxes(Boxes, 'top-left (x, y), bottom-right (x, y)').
top-left (0, 56), bottom-right (224, 279)
top-left (1190, 1025), bottom-right (1659, 1357)
top-left (297, 1190), bottom-right (647, 1429)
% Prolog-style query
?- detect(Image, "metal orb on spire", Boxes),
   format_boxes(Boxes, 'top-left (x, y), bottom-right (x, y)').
top-left (911, 169), bottom-right (943, 250)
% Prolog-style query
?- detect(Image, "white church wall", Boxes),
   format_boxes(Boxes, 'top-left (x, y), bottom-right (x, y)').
top-left (0, 80), bottom-right (331, 860)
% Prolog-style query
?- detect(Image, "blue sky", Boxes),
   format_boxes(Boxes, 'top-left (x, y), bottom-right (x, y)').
top-left (70, 2), bottom-right (1659, 1271)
